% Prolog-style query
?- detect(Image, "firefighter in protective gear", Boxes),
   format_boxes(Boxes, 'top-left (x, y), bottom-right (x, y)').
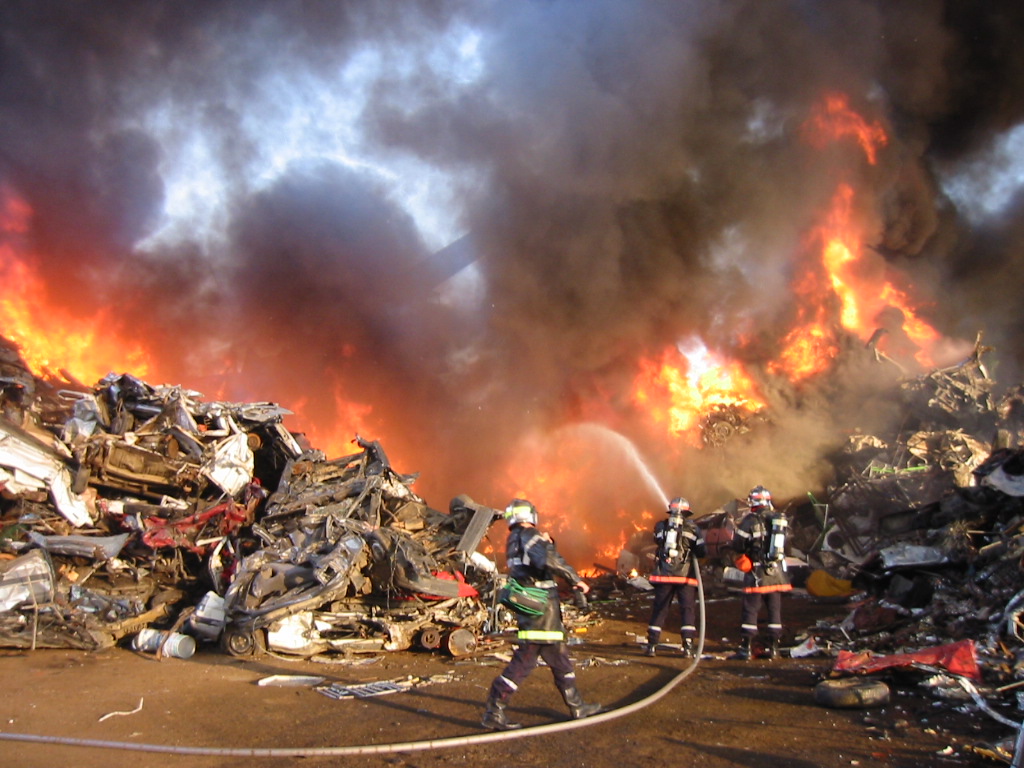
top-left (644, 497), bottom-right (706, 657)
top-left (481, 499), bottom-right (604, 731)
top-left (730, 485), bottom-right (791, 661)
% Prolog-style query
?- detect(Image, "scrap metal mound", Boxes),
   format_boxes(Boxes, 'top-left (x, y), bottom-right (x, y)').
top-left (778, 338), bottom-right (1024, 759)
top-left (0, 337), bottom-right (509, 658)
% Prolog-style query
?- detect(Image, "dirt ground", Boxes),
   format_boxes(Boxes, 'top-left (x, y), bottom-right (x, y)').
top-left (0, 590), bottom-right (1008, 768)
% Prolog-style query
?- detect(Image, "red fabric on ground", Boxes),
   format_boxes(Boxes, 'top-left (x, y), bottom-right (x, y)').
top-left (833, 639), bottom-right (980, 680)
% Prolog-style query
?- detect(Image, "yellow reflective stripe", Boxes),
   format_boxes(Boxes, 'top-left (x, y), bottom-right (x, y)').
top-left (518, 630), bottom-right (564, 641)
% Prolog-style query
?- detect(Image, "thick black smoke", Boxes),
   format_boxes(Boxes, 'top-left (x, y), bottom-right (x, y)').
top-left (2, 1), bottom-right (1023, 555)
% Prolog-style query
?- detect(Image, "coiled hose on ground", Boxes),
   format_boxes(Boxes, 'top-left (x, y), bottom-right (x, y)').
top-left (0, 566), bottom-right (706, 758)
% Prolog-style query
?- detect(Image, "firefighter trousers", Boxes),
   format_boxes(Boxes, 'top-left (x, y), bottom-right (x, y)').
top-left (740, 591), bottom-right (783, 639)
top-left (489, 641), bottom-right (576, 701)
top-left (647, 583), bottom-right (698, 641)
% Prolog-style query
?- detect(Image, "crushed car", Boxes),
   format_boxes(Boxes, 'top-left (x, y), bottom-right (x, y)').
top-left (0, 335), bottom-right (510, 658)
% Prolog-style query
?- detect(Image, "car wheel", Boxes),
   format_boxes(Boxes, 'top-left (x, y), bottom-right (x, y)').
top-left (222, 627), bottom-right (265, 658)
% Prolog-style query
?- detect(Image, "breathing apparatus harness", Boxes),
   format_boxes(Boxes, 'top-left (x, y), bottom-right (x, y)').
top-left (764, 511), bottom-right (788, 574)
top-left (498, 507), bottom-right (556, 617)
top-left (659, 512), bottom-right (691, 569)
top-left (658, 496), bottom-right (694, 570)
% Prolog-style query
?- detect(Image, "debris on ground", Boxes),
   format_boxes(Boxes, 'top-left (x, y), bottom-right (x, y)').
top-left (7, 327), bottom-right (1024, 756)
top-left (315, 672), bottom-right (459, 700)
top-left (0, 334), bottom-right (525, 659)
top-left (778, 337), bottom-right (1024, 756)
top-left (608, 334), bottom-right (1024, 756)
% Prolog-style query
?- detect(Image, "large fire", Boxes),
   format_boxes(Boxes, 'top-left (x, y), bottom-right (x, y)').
top-left (0, 181), bottom-right (383, 467)
top-left (633, 337), bottom-right (765, 448)
top-left (771, 95), bottom-right (942, 379)
top-left (0, 94), bottom-right (962, 575)
top-left (0, 186), bottom-right (153, 383)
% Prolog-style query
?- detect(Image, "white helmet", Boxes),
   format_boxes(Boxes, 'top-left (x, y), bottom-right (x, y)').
top-left (667, 497), bottom-right (691, 517)
top-left (748, 485), bottom-right (773, 510)
top-left (504, 498), bottom-right (538, 528)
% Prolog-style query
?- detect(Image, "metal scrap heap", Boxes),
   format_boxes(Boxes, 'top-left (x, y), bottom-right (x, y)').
top-left (786, 339), bottom-right (1024, 755)
top-left (0, 336), bottom-right (506, 658)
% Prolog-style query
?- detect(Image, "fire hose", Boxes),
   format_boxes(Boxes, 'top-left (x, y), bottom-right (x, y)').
top-left (0, 565), bottom-right (706, 758)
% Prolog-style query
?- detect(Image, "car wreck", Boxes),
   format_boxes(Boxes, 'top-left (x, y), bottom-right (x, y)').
top-left (214, 444), bottom-right (499, 658)
top-left (0, 335), bottom-right (509, 657)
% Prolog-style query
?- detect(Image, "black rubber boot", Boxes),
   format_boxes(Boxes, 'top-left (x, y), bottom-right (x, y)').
top-left (481, 694), bottom-right (522, 731)
top-left (562, 686), bottom-right (604, 720)
top-left (681, 637), bottom-right (695, 658)
top-left (729, 636), bottom-right (752, 661)
top-left (644, 632), bottom-right (659, 656)
top-left (765, 637), bottom-right (780, 660)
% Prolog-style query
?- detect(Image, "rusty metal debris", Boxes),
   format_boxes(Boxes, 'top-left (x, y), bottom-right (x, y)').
top-left (0, 336), bottom-right (514, 658)
top-left (607, 333), bottom-right (1024, 754)
top-left (699, 404), bottom-right (769, 448)
top-left (782, 336), bottom-right (1024, 756)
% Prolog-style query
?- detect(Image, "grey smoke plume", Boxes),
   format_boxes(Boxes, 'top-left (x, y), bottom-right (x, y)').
top-left (2, 1), bottom-right (1023, 560)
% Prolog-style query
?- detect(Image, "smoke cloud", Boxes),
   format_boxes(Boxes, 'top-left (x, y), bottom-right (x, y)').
top-left (2, 1), bottom-right (1023, 559)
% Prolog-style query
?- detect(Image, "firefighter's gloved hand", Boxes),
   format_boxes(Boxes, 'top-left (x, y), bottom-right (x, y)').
top-left (735, 554), bottom-right (753, 573)
top-left (573, 588), bottom-right (589, 611)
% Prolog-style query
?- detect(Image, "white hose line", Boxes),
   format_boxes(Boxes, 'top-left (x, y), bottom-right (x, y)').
top-left (0, 567), bottom-right (706, 757)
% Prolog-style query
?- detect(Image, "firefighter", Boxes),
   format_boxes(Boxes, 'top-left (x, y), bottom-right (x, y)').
top-left (644, 496), bottom-right (706, 657)
top-left (481, 498), bottom-right (604, 731)
top-left (730, 485), bottom-right (791, 660)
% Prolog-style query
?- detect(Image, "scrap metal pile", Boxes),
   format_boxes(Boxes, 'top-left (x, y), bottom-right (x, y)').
top-left (0, 336), bottom-right (507, 658)
top-left (791, 338), bottom-right (1024, 751)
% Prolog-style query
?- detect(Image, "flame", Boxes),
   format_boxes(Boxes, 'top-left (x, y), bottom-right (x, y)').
top-left (0, 187), bottom-right (152, 383)
top-left (633, 338), bottom-right (765, 446)
top-left (802, 92), bottom-right (888, 165)
top-left (780, 183), bottom-right (941, 373)
top-left (0, 94), bottom-right (956, 572)
top-left (297, 389), bottom-right (374, 459)
top-left (771, 97), bottom-right (943, 378)
top-left (501, 443), bottom-right (573, 541)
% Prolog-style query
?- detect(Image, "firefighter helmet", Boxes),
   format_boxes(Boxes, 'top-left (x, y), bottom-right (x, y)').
top-left (505, 498), bottom-right (538, 528)
top-left (667, 497), bottom-right (692, 517)
top-left (748, 485), bottom-right (772, 510)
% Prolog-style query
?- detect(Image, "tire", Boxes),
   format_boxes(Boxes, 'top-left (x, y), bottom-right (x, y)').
top-left (418, 627), bottom-right (442, 650)
top-left (221, 626), bottom-right (266, 658)
top-left (814, 677), bottom-right (890, 709)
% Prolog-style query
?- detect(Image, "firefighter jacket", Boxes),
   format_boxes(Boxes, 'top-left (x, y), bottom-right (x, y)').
top-left (734, 510), bottom-right (792, 594)
top-left (649, 518), bottom-right (706, 586)
top-left (505, 523), bottom-right (583, 644)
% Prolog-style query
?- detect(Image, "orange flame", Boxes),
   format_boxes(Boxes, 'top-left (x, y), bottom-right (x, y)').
top-left (771, 96), bottom-right (943, 377)
top-left (802, 92), bottom-right (888, 165)
top-left (634, 340), bottom-right (765, 447)
top-left (771, 183), bottom-right (943, 376)
top-left (0, 187), bottom-right (152, 383)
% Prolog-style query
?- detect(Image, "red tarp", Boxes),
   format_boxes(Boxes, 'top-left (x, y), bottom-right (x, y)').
top-left (833, 639), bottom-right (980, 680)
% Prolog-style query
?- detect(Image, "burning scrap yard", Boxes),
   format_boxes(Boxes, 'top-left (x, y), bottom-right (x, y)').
top-left (5, 325), bottom-right (1024, 755)
top-left (6, 1), bottom-right (1024, 764)
top-left (0, 337), bottom-right (512, 659)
